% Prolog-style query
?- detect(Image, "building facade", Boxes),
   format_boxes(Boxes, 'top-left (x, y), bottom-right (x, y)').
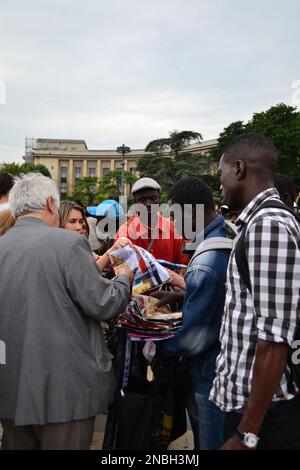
top-left (23, 138), bottom-right (218, 197)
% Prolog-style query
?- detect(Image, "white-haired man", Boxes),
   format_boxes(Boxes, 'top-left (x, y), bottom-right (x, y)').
top-left (0, 173), bottom-right (134, 450)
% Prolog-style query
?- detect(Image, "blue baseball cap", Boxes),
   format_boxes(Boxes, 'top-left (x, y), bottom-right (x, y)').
top-left (86, 206), bottom-right (97, 216)
top-left (87, 199), bottom-right (124, 219)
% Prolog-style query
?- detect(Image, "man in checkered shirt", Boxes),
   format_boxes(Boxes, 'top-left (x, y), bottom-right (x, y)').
top-left (210, 133), bottom-right (300, 450)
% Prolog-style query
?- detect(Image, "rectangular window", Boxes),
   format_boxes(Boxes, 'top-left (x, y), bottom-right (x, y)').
top-left (88, 167), bottom-right (96, 177)
top-left (102, 167), bottom-right (110, 176)
top-left (60, 166), bottom-right (67, 178)
top-left (74, 167), bottom-right (82, 179)
top-left (129, 167), bottom-right (137, 175)
top-left (60, 182), bottom-right (67, 193)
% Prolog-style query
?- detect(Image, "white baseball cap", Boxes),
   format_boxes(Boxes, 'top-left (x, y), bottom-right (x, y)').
top-left (131, 177), bottom-right (161, 195)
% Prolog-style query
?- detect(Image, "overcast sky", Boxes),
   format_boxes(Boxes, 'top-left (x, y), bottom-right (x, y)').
top-left (0, 0), bottom-right (299, 163)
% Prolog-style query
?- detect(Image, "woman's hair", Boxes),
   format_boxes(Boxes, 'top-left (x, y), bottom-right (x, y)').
top-left (0, 210), bottom-right (15, 236)
top-left (0, 173), bottom-right (14, 197)
top-left (59, 200), bottom-right (89, 237)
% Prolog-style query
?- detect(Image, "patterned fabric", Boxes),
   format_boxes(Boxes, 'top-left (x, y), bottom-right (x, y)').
top-left (210, 188), bottom-right (300, 411)
top-left (109, 244), bottom-right (171, 295)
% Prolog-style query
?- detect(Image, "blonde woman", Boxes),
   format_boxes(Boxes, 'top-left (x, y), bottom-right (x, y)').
top-left (59, 200), bottom-right (89, 237)
top-left (59, 200), bottom-right (132, 271)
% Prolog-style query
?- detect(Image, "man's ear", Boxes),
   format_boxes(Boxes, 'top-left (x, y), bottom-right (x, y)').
top-left (47, 196), bottom-right (56, 214)
top-left (235, 160), bottom-right (246, 180)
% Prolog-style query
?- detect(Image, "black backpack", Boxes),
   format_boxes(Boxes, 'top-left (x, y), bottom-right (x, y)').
top-left (234, 199), bottom-right (300, 392)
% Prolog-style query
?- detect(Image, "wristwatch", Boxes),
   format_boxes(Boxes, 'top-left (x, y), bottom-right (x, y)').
top-left (236, 428), bottom-right (259, 449)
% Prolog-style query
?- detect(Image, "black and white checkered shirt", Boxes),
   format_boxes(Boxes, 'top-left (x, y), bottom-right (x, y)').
top-left (210, 188), bottom-right (300, 411)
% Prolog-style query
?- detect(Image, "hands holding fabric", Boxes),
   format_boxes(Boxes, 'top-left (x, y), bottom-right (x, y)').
top-left (96, 237), bottom-right (134, 280)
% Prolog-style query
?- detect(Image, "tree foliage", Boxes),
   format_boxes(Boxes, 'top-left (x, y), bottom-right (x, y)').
top-left (137, 152), bottom-right (211, 198)
top-left (144, 138), bottom-right (170, 155)
top-left (211, 103), bottom-right (300, 188)
top-left (168, 130), bottom-right (203, 158)
top-left (139, 130), bottom-right (205, 198)
top-left (145, 130), bottom-right (203, 158)
top-left (71, 171), bottom-right (137, 206)
top-left (97, 170), bottom-right (137, 202)
top-left (0, 162), bottom-right (51, 177)
top-left (71, 176), bottom-right (99, 206)
top-left (200, 174), bottom-right (221, 205)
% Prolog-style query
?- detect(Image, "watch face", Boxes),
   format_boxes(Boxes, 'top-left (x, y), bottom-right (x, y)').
top-left (245, 433), bottom-right (258, 449)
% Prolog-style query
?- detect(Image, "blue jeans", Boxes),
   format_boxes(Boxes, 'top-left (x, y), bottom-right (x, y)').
top-left (194, 382), bottom-right (225, 450)
top-left (185, 388), bottom-right (200, 450)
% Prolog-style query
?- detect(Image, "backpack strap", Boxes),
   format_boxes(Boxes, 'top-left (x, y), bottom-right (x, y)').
top-left (188, 220), bottom-right (237, 262)
top-left (235, 199), bottom-right (300, 294)
top-left (223, 220), bottom-right (238, 239)
top-left (190, 237), bottom-right (234, 263)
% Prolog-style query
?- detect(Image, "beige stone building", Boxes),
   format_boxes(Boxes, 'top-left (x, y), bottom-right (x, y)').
top-left (23, 137), bottom-right (218, 197)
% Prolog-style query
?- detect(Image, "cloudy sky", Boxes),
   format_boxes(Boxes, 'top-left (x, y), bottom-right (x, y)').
top-left (0, 0), bottom-right (299, 163)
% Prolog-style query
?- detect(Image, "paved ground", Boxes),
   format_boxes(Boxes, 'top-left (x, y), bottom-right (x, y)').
top-left (0, 416), bottom-right (194, 450)
top-left (91, 413), bottom-right (194, 450)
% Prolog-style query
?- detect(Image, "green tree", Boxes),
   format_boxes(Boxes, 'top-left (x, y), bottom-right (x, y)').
top-left (169, 130), bottom-right (203, 158)
top-left (140, 130), bottom-right (205, 198)
top-left (245, 104), bottom-right (300, 182)
top-left (96, 170), bottom-right (137, 202)
top-left (71, 176), bottom-right (99, 206)
top-left (144, 138), bottom-right (170, 155)
top-left (0, 162), bottom-right (21, 175)
top-left (136, 154), bottom-right (174, 196)
top-left (211, 103), bottom-right (300, 188)
top-left (0, 162), bottom-right (51, 177)
top-left (71, 171), bottom-right (138, 206)
top-left (137, 152), bottom-right (212, 198)
top-left (211, 121), bottom-right (246, 162)
top-left (200, 174), bottom-right (221, 205)
top-left (145, 130), bottom-right (203, 158)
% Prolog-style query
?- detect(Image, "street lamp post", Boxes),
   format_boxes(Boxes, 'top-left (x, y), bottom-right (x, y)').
top-left (116, 144), bottom-right (131, 197)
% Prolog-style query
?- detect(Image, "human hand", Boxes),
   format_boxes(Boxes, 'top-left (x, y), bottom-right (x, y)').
top-left (113, 263), bottom-right (135, 282)
top-left (166, 269), bottom-right (186, 290)
top-left (108, 237), bottom-right (134, 255)
top-left (220, 435), bottom-right (249, 451)
top-left (149, 290), bottom-right (184, 307)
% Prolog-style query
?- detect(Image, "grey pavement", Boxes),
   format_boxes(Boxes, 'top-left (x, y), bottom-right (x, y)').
top-left (0, 416), bottom-right (194, 450)
top-left (91, 413), bottom-right (194, 450)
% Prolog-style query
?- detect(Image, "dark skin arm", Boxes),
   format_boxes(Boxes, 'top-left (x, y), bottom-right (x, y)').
top-left (149, 290), bottom-right (185, 308)
top-left (221, 339), bottom-right (288, 450)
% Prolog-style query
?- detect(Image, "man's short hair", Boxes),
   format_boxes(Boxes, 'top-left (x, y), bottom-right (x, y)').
top-left (0, 173), bottom-right (14, 197)
top-left (224, 133), bottom-right (278, 172)
top-left (274, 173), bottom-right (296, 202)
top-left (9, 173), bottom-right (60, 218)
top-left (168, 176), bottom-right (215, 211)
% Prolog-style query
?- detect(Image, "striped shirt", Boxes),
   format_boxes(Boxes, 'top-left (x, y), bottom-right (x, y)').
top-left (210, 188), bottom-right (300, 411)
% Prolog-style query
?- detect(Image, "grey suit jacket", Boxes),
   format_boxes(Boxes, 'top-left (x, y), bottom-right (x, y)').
top-left (0, 217), bottom-right (131, 425)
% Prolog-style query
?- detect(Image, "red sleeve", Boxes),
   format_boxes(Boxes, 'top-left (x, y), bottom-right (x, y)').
top-left (173, 236), bottom-right (189, 265)
top-left (115, 221), bottom-right (133, 242)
